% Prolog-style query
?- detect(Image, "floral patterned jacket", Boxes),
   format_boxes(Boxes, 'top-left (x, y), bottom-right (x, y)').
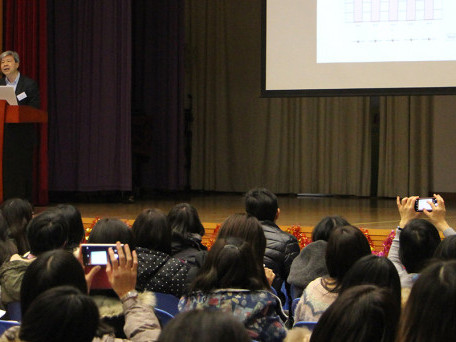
top-left (179, 289), bottom-right (287, 342)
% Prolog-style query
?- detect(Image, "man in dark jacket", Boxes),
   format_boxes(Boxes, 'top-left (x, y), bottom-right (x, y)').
top-left (0, 51), bottom-right (41, 200)
top-left (245, 188), bottom-right (300, 305)
top-left (0, 50), bottom-right (40, 108)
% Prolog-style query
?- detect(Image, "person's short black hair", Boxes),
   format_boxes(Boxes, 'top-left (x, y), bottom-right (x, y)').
top-left (26, 211), bottom-right (69, 256)
top-left (190, 237), bottom-right (269, 292)
top-left (311, 285), bottom-right (400, 342)
top-left (325, 225), bottom-right (372, 289)
top-left (167, 203), bottom-right (205, 238)
top-left (20, 249), bottom-right (88, 316)
top-left (56, 204), bottom-right (85, 250)
top-left (244, 188), bottom-right (278, 222)
top-left (19, 286), bottom-right (99, 342)
top-left (398, 260), bottom-right (456, 342)
top-left (88, 218), bottom-right (135, 249)
top-left (399, 218), bottom-right (441, 273)
top-left (434, 235), bottom-right (456, 261)
top-left (0, 198), bottom-right (33, 225)
top-left (312, 215), bottom-right (350, 242)
top-left (157, 309), bottom-right (251, 342)
top-left (132, 208), bottom-right (171, 254)
top-left (340, 254), bottom-right (401, 305)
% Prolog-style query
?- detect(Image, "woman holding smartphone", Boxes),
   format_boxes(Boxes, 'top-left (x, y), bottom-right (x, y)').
top-left (1, 242), bottom-right (161, 342)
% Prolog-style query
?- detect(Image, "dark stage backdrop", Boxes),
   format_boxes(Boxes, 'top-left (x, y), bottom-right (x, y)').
top-left (3, 1), bottom-right (185, 197)
top-left (47, 0), bottom-right (132, 192)
top-left (131, 1), bottom-right (186, 192)
top-left (46, 1), bottom-right (186, 195)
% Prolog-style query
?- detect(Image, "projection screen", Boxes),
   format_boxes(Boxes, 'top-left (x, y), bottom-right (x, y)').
top-left (262, 0), bottom-right (456, 96)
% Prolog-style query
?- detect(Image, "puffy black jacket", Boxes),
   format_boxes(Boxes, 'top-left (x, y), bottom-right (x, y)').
top-left (136, 247), bottom-right (191, 297)
top-left (261, 220), bottom-right (300, 301)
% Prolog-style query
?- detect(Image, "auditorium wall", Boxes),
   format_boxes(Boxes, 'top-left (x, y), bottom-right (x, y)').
top-left (186, 0), bottom-right (440, 197)
top-left (433, 96), bottom-right (456, 193)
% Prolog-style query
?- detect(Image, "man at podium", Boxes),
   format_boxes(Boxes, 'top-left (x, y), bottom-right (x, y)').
top-left (0, 50), bottom-right (40, 109)
top-left (0, 50), bottom-right (41, 202)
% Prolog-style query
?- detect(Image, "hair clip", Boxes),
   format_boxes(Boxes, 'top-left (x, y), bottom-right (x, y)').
top-left (223, 244), bottom-right (239, 250)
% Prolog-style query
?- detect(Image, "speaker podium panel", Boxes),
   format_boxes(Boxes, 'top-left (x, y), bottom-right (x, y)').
top-left (0, 100), bottom-right (48, 202)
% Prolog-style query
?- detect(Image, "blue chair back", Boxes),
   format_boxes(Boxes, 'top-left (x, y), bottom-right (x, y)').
top-left (6, 302), bottom-right (21, 322)
top-left (0, 320), bottom-right (20, 335)
top-left (154, 308), bottom-right (174, 327)
top-left (154, 292), bottom-right (180, 316)
top-left (270, 286), bottom-right (278, 296)
top-left (293, 321), bottom-right (317, 330)
top-left (291, 297), bottom-right (300, 317)
top-left (280, 282), bottom-right (290, 311)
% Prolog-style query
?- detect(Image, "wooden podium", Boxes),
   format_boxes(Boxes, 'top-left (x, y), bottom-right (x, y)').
top-left (0, 100), bottom-right (48, 202)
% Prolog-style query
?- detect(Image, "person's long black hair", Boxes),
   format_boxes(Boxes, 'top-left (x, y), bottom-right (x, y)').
top-left (189, 237), bottom-right (270, 293)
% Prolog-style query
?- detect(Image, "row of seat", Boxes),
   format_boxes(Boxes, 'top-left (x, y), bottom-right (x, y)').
top-left (1, 292), bottom-right (317, 335)
top-left (0, 292), bottom-right (181, 335)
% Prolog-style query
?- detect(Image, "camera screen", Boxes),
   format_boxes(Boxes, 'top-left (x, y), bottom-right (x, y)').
top-left (90, 251), bottom-right (109, 265)
top-left (82, 244), bottom-right (119, 266)
top-left (416, 198), bottom-right (437, 212)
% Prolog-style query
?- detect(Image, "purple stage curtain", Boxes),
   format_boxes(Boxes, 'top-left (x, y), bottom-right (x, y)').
top-left (131, 0), bottom-right (186, 191)
top-left (47, 0), bottom-right (132, 192)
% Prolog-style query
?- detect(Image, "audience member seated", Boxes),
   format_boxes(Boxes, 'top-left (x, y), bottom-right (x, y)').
top-left (88, 218), bottom-right (135, 249)
top-left (179, 237), bottom-right (287, 342)
top-left (388, 195), bottom-right (450, 288)
top-left (288, 215), bottom-right (349, 299)
top-left (167, 203), bottom-right (207, 268)
top-left (20, 249), bottom-right (90, 317)
top-left (157, 309), bottom-right (251, 342)
top-left (245, 188), bottom-right (300, 304)
top-left (216, 213), bottom-right (275, 288)
top-left (0, 198), bottom-right (33, 255)
top-left (0, 211), bottom-right (17, 266)
top-left (0, 211), bottom-right (18, 312)
top-left (339, 254), bottom-right (401, 306)
top-left (86, 218), bottom-right (138, 337)
top-left (396, 260), bottom-right (456, 341)
top-left (4, 286), bottom-right (99, 342)
top-left (132, 208), bottom-right (191, 297)
top-left (0, 242), bottom-right (161, 341)
top-left (434, 235), bottom-right (456, 260)
top-left (309, 285), bottom-right (400, 342)
top-left (0, 210), bottom-right (69, 306)
top-left (294, 225), bottom-right (371, 322)
top-left (55, 204), bottom-right (85, 252)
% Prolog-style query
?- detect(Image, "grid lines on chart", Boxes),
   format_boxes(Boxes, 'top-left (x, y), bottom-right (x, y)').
top-left (344, 0), bottom-right (443, 23)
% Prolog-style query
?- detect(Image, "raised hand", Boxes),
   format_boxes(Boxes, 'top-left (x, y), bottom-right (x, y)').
top-left (106, 242), bottom-right (138, 299)
top-left (264, 267), bottom-right (276, 286)
top-left (75, 246), bottom-right (101, 293)
top-left (397, 196), bottom-right (420, 228)
top-left (423, 194), bottom-right (451, 233)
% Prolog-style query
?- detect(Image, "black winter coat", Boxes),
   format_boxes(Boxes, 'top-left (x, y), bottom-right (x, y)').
top-left (171, 234), bottom-right (208, 268)
top-left (261, 220), bottom-right (300, 301)
top-left (136, 247), bottom-right (191, 297)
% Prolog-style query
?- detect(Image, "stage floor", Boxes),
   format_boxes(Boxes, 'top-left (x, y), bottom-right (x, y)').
top-left (38, 193), bottom-right (456, 231)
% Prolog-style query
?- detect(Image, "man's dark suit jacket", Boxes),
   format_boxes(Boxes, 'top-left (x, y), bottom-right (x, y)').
top-left (0, 74), bottom-right (40, 109)
top-left (0, 74), bottom-right (41, 201)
